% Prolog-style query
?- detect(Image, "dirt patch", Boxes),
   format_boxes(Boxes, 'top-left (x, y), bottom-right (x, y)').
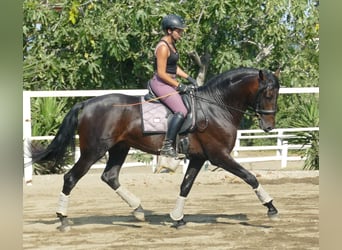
top-left (23, 166), bottom-right (319, 249)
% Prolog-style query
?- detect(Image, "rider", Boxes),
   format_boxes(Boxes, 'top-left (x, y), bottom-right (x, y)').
top-left (150, 14), bottom-right (197, 158)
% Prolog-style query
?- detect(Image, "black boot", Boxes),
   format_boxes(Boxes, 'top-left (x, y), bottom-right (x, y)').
top-left (160, 112), bottom-right (185, 158)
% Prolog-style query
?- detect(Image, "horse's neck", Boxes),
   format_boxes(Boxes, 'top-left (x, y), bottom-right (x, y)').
top-left (222, 80), bottom-right (258, 124)
top-left (231, 78), bottom-right (258, 106)
top-left (225, 84), bottom-right (252, 109)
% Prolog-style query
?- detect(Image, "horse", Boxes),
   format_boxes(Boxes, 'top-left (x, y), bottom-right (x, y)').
top-left (30, 67), bottom-right (280, 231)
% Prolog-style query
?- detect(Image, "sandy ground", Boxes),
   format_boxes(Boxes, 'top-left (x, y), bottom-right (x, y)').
top-left (23, 163), bottom-right (319, 250)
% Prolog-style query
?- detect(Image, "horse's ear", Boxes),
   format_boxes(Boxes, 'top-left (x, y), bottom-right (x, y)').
top-left (274, 68), bottom-right (281, 78)
top-left (259, 70), bottom-right (265, 80)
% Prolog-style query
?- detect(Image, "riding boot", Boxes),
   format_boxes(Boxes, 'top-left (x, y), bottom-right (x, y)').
top-left (160, 112), bottom-right (185, 158)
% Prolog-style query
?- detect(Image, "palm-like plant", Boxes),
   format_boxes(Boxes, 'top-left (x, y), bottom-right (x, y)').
top-left (31, 97), bottom-right (70, 174)
top-left (288, 95), bottom-right (319, 170)
top-left (32, 97), bottom-right (66, 136)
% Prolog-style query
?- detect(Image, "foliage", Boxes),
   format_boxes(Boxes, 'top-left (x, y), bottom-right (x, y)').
top-left (31, 97), bottom-right (67, 136)
top-left (131, 151), bottom-right (153, 165)
top-left (23, 0), bottom-right (319, 91)
top-left (286, 95), bottom-right (319, 170)
top-left (31, 97), bottom-right (73, 174)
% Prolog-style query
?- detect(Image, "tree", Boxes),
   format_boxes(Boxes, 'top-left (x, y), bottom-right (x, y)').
top-left (24, 0), bottom-right (319, 90)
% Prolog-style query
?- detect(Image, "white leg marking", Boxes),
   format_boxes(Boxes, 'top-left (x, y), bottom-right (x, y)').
top-left (56, 192), bottom-right (70, 216)
top-left (254, 184), bottom-right (272, 204)
top-left (170, 196), bottom-right (186, 221)
top-left (116, 186), bottom-right (141, 209)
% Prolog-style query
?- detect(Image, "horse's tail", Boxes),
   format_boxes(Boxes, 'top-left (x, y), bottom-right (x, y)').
top-left (30, 101), bottom-right (85, 166)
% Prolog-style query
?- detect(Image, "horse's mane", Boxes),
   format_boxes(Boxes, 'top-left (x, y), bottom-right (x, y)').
top-left (205, 67), bottom-right (259, 87)
top-left (199, 67), bottom-right (260, 96)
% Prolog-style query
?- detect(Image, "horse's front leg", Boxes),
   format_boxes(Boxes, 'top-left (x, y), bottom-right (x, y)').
top-left (170, 159), bottom-right (205, 228)
top-left (216, 156), bottom-right (278, 218)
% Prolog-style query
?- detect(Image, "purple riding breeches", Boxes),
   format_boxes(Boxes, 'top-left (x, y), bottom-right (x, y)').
top-left (150, 74), bottom-right (188, 117)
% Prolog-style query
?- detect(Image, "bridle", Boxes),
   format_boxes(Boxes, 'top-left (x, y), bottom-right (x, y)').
top-left (192, 81), bottom-right (278, 118)
top-left (253, 81), bottom-right (278, 116)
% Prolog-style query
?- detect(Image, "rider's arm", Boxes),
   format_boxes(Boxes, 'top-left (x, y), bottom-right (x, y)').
top-left (176, 66), bottom-right (189, 79)
top-left (155, 44), bottom-right (180, 88)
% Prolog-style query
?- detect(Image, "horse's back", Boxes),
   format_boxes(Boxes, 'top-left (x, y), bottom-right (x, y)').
top-left (78, 93), bottom-right (142, 134)
top-left (85, 93), bottom-right (141, 108)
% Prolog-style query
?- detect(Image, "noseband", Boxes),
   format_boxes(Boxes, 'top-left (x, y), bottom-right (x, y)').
top-left (254, 83), bottom-right (278, 116)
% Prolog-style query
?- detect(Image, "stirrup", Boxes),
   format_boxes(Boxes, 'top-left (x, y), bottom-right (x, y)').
top-left (160, 147), bottom-right (178, 158)
top-left (160, 148), bottom-right (185, 159)
top-left (175, 153), bottom-right (186, 159)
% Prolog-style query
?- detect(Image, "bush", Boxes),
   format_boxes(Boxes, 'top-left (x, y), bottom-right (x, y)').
top-left (31, 97), bottom-right (72, 174)
top-left (288, 95), bottom-right (319, 170)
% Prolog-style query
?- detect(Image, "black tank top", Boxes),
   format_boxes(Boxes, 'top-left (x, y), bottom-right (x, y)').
top-left (154, 40), bottom-right (179, 74)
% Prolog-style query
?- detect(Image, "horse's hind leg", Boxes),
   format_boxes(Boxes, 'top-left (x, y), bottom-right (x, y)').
top-left (101, 144), bottom-right (145, 221)
top-left (56, 152), bottom-right (103, 231)
top-left (218, 156), bottom-right (278, 218)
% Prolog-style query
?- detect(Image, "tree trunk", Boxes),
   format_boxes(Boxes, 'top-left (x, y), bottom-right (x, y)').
top-left (188, 51), bottom-right (211, 86)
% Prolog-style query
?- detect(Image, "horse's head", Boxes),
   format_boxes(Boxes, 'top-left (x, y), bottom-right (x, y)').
top-left (254, 69), bottom-right (280, 132)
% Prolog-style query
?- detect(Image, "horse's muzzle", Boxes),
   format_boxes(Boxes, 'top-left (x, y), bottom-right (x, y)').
top-left (258, 115), bottom-right (275, 132)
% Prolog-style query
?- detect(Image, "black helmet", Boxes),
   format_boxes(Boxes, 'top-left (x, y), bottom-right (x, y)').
top-left (161, 14), bottom-right (186, 31)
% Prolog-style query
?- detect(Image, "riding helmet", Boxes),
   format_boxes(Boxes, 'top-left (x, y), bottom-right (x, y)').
top-left (161, 14), bottom-right (186, 31)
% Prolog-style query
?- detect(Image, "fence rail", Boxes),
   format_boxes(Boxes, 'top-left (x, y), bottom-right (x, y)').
top-left (23, 88), bottom-right (319, 184)
top-left (233, 127), bottom-right (319, 167)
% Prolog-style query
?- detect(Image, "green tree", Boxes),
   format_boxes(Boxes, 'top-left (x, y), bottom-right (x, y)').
top-left (23, 0), bottom-right (319, 90)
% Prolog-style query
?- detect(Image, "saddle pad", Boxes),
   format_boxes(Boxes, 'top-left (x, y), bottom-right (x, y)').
top-left (141, 97), bottom-right (168, 133)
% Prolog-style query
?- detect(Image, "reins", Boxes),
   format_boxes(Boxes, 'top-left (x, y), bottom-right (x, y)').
top-left (111, 85), bottom-right (276, 118)
top-left (111, 91), bottom-right (179, 107)
top-left (192, 81), bottom-right (278, 117)
top-left (111, 89), bottom-right (259, 117)
top-left (191, 93), bottom-right (258, 117)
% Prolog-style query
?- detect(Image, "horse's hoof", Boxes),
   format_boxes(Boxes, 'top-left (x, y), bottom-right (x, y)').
top-left (133, 205), bottom-right (145, 221)
top-left (57, 224), bottom-right (71, 232)
top-left (172, 219), bottom-right (187, 229)
top-left (57, 214), bottom-right (71, 232)
top-left (263, 200), bottom-right (278, 219)
top-left (267, 209), bottom-right (279, 220)
top-left (268, 208), bottom-right (278, 216)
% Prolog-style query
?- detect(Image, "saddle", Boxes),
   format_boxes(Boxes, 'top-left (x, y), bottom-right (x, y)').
top-left (142, 80), bottom-right (197, 134)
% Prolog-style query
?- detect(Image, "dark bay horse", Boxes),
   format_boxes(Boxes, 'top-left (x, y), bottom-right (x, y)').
top-left (31, 67), bottom-right (280, 231)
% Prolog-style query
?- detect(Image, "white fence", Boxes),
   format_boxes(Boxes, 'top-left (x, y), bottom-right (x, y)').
top-left (23, 88), bottom-right (319, 184)
top-left (233, 127), bottom-right (319, 166)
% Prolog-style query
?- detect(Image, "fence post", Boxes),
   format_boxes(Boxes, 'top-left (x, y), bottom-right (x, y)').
top-left (74, 147), bottom-right (80, 163)
top-left (151, 155), bottom-right (158, 173)
top-left (234, 131), bottom-right (241, 157)
top-left (23, 92), bottom-right (33, 185)
top-left (23, 138), bottom-right (33, 185)
top-left (281, 140), bottom-right (288, 168)
top-left (182, 159), bottom-right (190, 174)
top-left (277, 130), bottom-right (283, 156)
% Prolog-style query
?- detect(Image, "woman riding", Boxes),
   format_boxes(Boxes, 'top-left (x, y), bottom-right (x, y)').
top-left (150, 14), bottom-right (197, 158)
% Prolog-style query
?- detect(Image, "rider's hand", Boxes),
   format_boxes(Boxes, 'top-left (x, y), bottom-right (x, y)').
top-left (177, 83), bottom-right (190, 93)
top-left (186, 76), bottom-right (198, 87)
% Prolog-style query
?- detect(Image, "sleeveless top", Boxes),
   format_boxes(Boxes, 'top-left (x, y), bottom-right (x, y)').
top-left (154, 40), bottom-right (179, 75)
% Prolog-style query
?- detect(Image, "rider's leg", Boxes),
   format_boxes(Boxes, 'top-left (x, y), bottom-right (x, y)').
top-left (160, 112), bottom-right (185, 158)
top-left (150, 75), bottom-right (188, 158)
